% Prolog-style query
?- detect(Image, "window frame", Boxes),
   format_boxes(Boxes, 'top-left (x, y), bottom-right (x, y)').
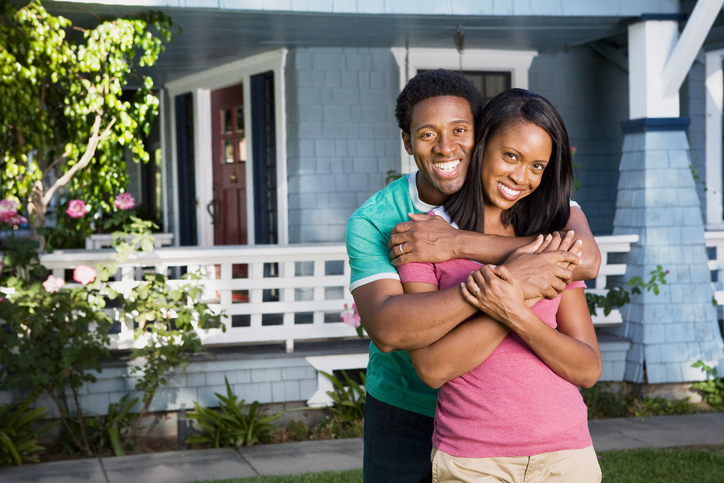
top-left (390, 47), bottom-right (537, 174)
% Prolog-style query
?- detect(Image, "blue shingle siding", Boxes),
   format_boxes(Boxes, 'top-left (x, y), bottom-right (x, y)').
top-left (285, 47), bottom-right (399, 243)
top-left (0, 357), bottom-right (320, 416)
top-left (529, 45), bottom-right (628, 235)
top-left (681, 58), bottom-right (707, 216)
top-left (611, 131), bottom-right (724, 383)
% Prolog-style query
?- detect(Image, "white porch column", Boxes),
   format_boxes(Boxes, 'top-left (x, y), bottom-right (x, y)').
top-left (612, 13), bottom-right (724, 384)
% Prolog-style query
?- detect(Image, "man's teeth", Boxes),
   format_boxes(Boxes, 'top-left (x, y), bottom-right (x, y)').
top-left (435, 160), bottom-right (460, 172)
top-left (499, 183), bottom-right (521, 197)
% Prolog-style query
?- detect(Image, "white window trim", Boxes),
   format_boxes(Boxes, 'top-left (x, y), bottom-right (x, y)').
top-left (390, 47), bottom-right (537, 174)
top-left (165, 49), bottom-right (288, 246)
top-left (706, 48), bottom-right (724, 230)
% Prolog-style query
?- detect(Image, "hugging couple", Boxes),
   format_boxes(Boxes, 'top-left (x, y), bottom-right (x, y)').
top-left (346, 69), bottom-right (603, 483)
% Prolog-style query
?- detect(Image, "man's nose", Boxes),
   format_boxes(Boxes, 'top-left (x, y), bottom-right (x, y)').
top-left (434, 132), bottom-right (455, 155)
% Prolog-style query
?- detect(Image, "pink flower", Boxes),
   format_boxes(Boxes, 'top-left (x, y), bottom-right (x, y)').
top-left (570, 146), bottom-right (577, 154)
top-left (7, 215), bottom-right (27, 226)
top-left (42, 275), bottom-right (66, 293)
top-left (341, 303), bottom-right (361, 328)
top-left (73, 265), bottom-right (96, 285)
top-left (0, 199), bottom-right (19, 223)
top-left (66, 200), bottom-right (88, 218)
top-left (113, 192), bottom-right (135, 210)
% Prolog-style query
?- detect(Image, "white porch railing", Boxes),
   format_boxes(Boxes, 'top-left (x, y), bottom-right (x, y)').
top-left (705, 231), bottom-right (724, 305)
top-left (39, 235), bottom-right (641, 353)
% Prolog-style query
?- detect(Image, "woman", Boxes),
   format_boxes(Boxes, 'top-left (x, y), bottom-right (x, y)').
top-left (398, 89), bottom-right (602, 482)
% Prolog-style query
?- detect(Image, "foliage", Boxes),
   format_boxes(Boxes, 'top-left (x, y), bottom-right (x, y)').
top-left (582, 384), bottom-right (697, 420)
top-left (103, 217), bottom-right (225, 424)
top-left (0, 198), bottom-right (223, 455)
top-left (320, 371), bottom-right (366, 423)
top-left (586, 265), bottom-right (668, 317)
top-left (385, 170), bottom-right (403, 185)
top-left (286, 419), bottom-right (310, 441)
top-left (0, 0), bottom-right (174, 248)
top-left (0, 395), bottom-right (55, 466)
top-left (597, 447), bottom-right (724, 483)
top-left (310, 415), bottom-right (364, 441)
top-left (570, 146), bottom-right (581, 191)
top-left (691, 360), bottom-right (724, 407)
top-left (0, 235), bottom-right (113, 455)
top-left (59, 394), bottom-right (139, 457)
top-left (187, 378), bottom-right (280, 448)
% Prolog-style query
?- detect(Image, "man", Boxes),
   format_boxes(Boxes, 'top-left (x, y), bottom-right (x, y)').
top-left (345, 69), bottom-right (601, 483)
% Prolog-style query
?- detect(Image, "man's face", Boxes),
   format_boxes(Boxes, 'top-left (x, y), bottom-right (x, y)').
top-left (402, 96), bottom-right (475, 206)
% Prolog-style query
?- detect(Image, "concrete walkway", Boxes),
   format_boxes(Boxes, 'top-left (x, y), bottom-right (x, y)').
top-left (2, 413), bottom-right (723, 483)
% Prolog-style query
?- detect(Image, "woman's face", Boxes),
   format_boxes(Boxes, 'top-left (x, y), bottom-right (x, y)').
top-left (481, 121), bottom-right (553, 213)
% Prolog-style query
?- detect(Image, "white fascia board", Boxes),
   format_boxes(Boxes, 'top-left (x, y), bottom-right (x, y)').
top-left (661, 0), bottom-right (724, 98)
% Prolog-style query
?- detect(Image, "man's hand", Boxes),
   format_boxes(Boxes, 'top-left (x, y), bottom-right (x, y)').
top-left (502, 235), bottom-right (580, 300)
top-left (388, 213), bottom-right (459, 266)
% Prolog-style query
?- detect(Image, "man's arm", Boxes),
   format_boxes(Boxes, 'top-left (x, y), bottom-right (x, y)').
top-left (388, 206), bottom-right (601, 282)
top-left (353, 238), bottom-right (578, 353)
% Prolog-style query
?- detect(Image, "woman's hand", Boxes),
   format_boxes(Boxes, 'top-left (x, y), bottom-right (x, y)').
top-left (461, 264), bottom-right (528, 325)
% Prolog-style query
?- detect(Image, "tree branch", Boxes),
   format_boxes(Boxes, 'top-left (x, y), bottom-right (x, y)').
top-left (42, 115), bottom-right (116, 207)
top-left (44, 152), bottom-right (69, 177)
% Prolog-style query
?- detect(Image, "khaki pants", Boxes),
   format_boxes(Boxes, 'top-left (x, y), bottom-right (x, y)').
top-left (431, 445), bottom-right (602, 483)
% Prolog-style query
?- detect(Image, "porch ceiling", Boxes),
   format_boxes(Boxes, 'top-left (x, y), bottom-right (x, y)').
top-left (38, 1), bottom-right (639, 84)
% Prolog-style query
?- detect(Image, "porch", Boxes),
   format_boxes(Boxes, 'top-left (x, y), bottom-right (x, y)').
top-left (11, 233), bottom-right (681, 417)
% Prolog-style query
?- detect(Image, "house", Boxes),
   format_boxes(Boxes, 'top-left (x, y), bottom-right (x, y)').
top-left (3, 0), bottom-right (724, 417)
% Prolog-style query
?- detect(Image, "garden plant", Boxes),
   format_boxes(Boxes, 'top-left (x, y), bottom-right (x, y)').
top-left (0, 0), bottom-right (175, 249)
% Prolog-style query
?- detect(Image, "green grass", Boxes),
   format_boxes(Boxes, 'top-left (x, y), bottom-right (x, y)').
top-left (599, 446), bottom-right (724, 482)
top-left (198, 468), bottom-right (362, 483)
top-left (198, 447), bottom-right (724, 483)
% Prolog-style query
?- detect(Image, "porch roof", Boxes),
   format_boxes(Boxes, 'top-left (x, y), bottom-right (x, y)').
top-left (40, 0), bottom-right (685, 84)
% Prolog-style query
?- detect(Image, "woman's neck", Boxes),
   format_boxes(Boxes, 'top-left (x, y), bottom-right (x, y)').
top-left (483, 204), bottom-right (515, 237)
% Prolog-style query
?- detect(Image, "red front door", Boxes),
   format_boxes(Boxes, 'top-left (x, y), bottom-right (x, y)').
top-left (211, 83), bottom-right (247, 245)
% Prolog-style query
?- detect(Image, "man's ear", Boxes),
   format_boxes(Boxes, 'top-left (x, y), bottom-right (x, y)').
top-left (401, 131), bottom-right (413, 155)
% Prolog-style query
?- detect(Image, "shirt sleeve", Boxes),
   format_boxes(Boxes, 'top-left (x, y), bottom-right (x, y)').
top-left (397, 261), bottom-right (438, 286)
top-left (346, 215), bottom-right (399, 292)
top-left (565, 280), bottom-right (587, 290)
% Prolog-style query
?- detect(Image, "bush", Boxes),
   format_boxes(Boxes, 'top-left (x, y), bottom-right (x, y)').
top-left (582, 384), bottom-right (697, 420)
top-left (187, 378), bottom-right (280, 448)
top-left (0, 396), bottom-right (55, 466)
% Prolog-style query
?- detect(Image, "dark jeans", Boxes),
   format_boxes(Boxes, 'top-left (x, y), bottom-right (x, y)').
top-left (363, 393), bottom-right (434, 483)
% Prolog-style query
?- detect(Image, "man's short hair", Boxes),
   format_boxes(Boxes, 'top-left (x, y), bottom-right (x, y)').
top-left (395, 69), bottom-right (484, 134)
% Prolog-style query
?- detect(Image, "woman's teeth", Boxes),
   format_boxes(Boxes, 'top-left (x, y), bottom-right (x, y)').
top-left (499, 182), bottom-right (521, 198)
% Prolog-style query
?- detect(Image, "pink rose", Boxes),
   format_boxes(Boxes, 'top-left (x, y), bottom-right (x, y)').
top-left (7, 215), bottom-right (27, 226)
top-left (113, 192), bottom-right (136, 210)
top-left (0, 199), bottom-right (19, 223)
top-left (341, 303), bottom-right (361, 328)
top-left (66, 200), bottom-right (88, 218)
top-left (42, 275), bottom-right (66, 293)
top-left (73, 265), bottom-right (96, 285)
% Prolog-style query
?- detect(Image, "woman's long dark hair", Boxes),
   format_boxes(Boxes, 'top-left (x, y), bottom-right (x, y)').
top-left (445, 89), bottom-right (573, 236)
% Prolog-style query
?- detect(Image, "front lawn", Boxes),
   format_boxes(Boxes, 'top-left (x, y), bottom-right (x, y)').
top-left (200, 446), bottom-right (724, 483)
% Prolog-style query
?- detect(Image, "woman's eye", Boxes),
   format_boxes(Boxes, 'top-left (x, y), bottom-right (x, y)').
top-left (532, 163), bottom-right (546, 171)
top-left (505, 152), bottom-right (517, 161)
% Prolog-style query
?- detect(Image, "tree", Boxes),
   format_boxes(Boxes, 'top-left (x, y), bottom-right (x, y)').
top-left (0, 0), bottom-right (173, 249)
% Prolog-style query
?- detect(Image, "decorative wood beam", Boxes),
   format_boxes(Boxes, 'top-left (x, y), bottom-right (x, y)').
top-left (661, 0), bottom-right (724, 97)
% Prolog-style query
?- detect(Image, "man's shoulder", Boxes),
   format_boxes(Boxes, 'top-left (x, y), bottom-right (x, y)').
top-left (348, 175), bottom-right (413, 226)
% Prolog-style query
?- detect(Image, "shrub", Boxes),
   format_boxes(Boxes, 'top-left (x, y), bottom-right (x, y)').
top-left (0, 396), bottom-right (55, 466)
top-left (691, 360), bottom-right (724, 407)
top-left (187, 378), bottom-right (280, 448)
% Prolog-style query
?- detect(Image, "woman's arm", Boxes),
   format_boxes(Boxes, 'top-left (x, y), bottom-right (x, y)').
top-left (463, 265), bottom-right (601, 388)
top-left (388, 206), bottom-right (601, 282)
top-left (403, 281), bottom-right (509, 389)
